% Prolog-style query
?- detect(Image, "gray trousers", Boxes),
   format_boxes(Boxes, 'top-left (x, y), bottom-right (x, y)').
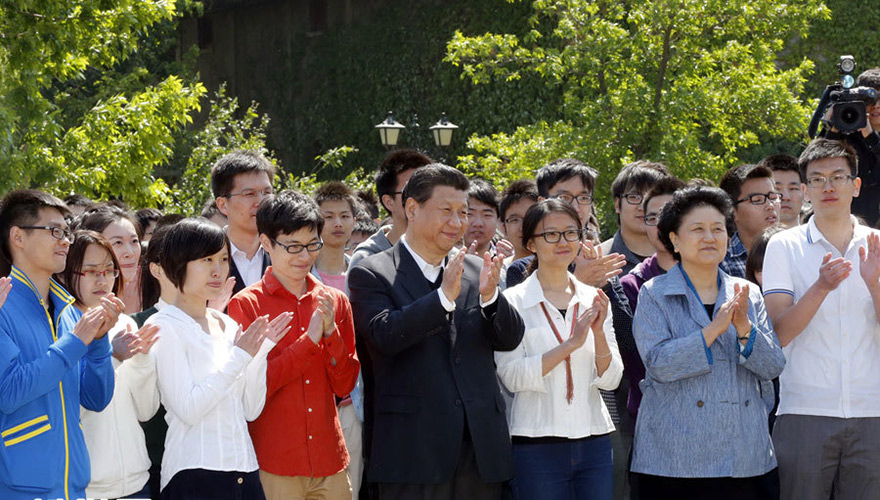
top-left (774, 414), bottom-right (880, 500)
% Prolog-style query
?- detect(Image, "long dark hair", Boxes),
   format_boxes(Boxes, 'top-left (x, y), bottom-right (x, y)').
top-left (55, 230), bottom-right (122, 304)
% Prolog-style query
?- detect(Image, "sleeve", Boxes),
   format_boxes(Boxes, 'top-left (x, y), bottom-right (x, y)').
top-left (437, 289), bottom-right (456, 312)
top-left (494, 291), bottom-right (545, 393)
top-left (481, 288), bottom-right (526, 352)
top-left (593, 308), bottom-right (623, 390)
top-left (243, 338), bottom-right (276, 421)
top-left (762, 236), bottom-right (794, 298)
top-left (0, 317), bottom-right (89, 413)
top-left (78, 333), bottom-right (115, 412)
top-left (737, 290), bottom-right (786, 381)
top-left (111, 316), bottom-right (159, 421)
top-left (322, 295), bottom-right (360, 397)
top-left (633, 287), bottom-right (713, 384)
top-left (151, 318), bottom-right (252, 426)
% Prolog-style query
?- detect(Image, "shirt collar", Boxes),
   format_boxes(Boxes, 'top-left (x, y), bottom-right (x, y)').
top-left (805, 214), bottom-right (864, 246)
top-left (400, 234), bottom-right (446, 276)
top-left (520, 270), bottom-right (596, 311)
top-left (227, 234), bottom-right (264, 261)
top-left (262, 266), bottom-right (320, 298)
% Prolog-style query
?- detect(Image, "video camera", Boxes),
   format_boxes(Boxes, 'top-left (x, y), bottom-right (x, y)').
top-left (808, 55), bottom-right (879, 138)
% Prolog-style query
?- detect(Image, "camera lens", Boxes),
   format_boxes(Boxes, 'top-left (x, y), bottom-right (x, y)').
top-left (841, 106), bottom-right (860, 125)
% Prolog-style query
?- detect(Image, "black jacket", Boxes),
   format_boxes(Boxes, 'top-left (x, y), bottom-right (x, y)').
top-left (347, 242), bottom-right (524, 484)
top-left (822, 129), bottom-right (880, 227)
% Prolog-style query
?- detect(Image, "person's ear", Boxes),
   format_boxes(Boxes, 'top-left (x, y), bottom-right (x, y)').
top-left (259, 234), bottom-right (273, 253)
top-left (8, 226), bottom-right (25, 253)
top-left (614, 197), bottom-right (622, 214)
top-left (669, 231), bottom-right (680, 254)
top-left (526, 238), bottom-right (537, 254)
top-left (405, 198), bottom-right (418, 223)
top-left (853, 176), bottom-right (862, 198)
top-left (215, 197), bottom-right (230, 217)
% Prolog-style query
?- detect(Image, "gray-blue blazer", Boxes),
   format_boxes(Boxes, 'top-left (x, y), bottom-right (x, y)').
top-left (631, 264), bottom-right (785, 478)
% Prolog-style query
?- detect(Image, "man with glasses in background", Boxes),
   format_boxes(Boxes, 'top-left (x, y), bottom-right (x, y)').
top-left (228, 190), bottom-right (360, 500)
top-left (212, 150), bottom-right (276, 296)
top-left (719, 163), bottom-right (782, 278)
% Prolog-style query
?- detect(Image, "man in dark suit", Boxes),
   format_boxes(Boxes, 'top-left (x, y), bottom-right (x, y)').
top-left (348, 164), bottom-right (525, 500)
top-left (211, 150), bottom-right (275, 296)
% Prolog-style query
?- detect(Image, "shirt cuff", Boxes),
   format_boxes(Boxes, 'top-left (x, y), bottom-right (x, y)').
top-left (737, 325), bottom-right (757, 361)
top-left (321, 326), bottom-right (347, 360)
top-left (701, 330), bottom-right (714, 365)
top-left (437, 289), bottom-right (456, 312)
top-left (480, 288), bottom-right (499, 308)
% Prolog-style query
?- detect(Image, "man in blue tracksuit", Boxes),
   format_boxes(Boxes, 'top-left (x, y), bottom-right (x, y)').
top-left (0, 190), bottom-right (121, 500)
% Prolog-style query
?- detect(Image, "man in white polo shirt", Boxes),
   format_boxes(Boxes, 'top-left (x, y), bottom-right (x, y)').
top-left (763, 138), bottom-right (880, 500)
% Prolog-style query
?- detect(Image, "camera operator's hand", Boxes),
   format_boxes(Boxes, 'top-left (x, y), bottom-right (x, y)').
top-left (862, 101), bottom-right (879, 138)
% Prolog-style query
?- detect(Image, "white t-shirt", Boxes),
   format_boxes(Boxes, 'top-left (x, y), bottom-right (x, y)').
top-left (763, 216), bottom-right (880, 418)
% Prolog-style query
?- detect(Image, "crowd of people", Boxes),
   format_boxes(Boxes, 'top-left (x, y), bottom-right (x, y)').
top-left (3, 70), bottom-right (880, 500)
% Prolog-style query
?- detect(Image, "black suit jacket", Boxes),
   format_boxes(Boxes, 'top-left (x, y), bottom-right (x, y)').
top-left (229, 250), bottom-right (271, 296)
top-left (347, 242), bottom-right (525, 484)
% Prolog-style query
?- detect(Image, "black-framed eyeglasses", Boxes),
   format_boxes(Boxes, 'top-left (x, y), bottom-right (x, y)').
top-left (272, 239), bottom-right (323, 254)
top-left (735, 192), bottom-right (782, 205)
top-left (225, 188), bottom-right (274, 200)
top-left (19, 226), bottom-right (75, 243)
top-left (621, 192), bottom-right (644, 205)
top-left (552, 193), bottom-right (593, 206)
top-left (77, 269), bottom-right (120, 280)
top-left (644, 214), bottom-right (660, 226)
top-left (504, 216), bottom-right (523, 226)
top-left (534, 229), bottom-right (583, 244)
top-left (805, 174), bottom-right (856, 189)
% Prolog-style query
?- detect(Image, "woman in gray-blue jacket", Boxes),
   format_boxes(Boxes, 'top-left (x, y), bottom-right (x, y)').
top-left (631, 186), bottom-right (785, 500)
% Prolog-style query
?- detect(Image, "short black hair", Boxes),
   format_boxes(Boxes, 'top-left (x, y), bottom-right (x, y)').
top-left (159, 218), bottom-right (229, 291)
top-left (657, 186), bottom-right (733, 261)
top-left (135, 208), bottom-right (162, 236)
top-left (535, 158), bottom-right (597, 198)
top-left (467, 178), bottom-right (499, 215)
top-left (745, 226), bottom-right (784, 287)
top-left (257, 190), bottom-right (324, 241)
top-left (758, 153), bottom-right (799, 175)
top-left (718, 164), bottom-right (775, 203)
top-left (499, 179), bottom-right (539, 221)
top-left (353, 213), bottom-right (379, 236)
top-left (375, 149), bottom-right (433, 212)
top-left (74, 205), bottom-right (143, 239)
top-left (0, 189), bottom-right (70, 274)
top-left (63, 194), bottom-right (94, 210)
top-left (314, 181), bottom-right (360, 215)
top-left (356, 190), bottom-right (381, 220)
top-left (402, 163), bottom-right (469, 206)
top-left (797, 138), bottom-right (858, 179)
top-left (611, 160), bottom-right (671, 200)
top-left (521, 199), bottom-right (582, 274)
top-left (56, 230), bottom-right (122, 303)
top-left (210, 150), bottom-right (276, 199)
top-left (140, 219), bottom-right (179, 308)
top-left (643, 176), bottom-right (687, 212)
top-left (857, 68), bottom-right (880, 90)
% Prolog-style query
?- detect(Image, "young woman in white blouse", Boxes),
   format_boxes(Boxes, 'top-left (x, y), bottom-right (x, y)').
top-left (497, 199), bottom-right (623, 500)
top-left (56, 230), bottom-right (161, 499)
top-left (148, 218), bottom-right (292, 500)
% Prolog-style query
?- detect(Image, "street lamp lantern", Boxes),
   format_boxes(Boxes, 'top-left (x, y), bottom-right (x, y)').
top-left (375, 111), bottom-right (405, 147)
top-left (429, 113), bottom-right (459, 147)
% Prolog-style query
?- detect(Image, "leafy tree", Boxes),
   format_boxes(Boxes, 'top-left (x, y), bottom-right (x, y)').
top-left (445, 0), bottom-right (829, 229)
top-left (0, 0), bottom-right (205, 207)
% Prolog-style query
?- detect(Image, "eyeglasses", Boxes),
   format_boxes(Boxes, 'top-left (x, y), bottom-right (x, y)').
top-left (805, 174), bottom-right (856, 189)
top-left (621, 192), bottom-right (644, 205)
top-left (272, 239), bottom-right (324, 254)
top-left (551, 193), bottom-right (593, 206)
top-left (534, 229), bottom-right (583, 244)
top-left (644, 214), bottom-right (660, 226)
top-left (504, 216), bottom-right (523, 226)
top-left (735, 192), bottom-right (782, 205)
top-left (77, 269), bottom-right (120, 280)
top-left (19, 226), bottom-right (75, 243)
top-left (225, 188), bottom-right (274, 200)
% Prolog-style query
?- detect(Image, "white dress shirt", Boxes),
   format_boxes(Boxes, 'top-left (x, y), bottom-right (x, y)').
top-left (229, 237), bottom-right (266, 287)
top-left (148, 305), bottom-right (274, 489)
top-left (763, 216), bottom-right (880, 418)
top-left (496, 272), bottom-right (622, 438)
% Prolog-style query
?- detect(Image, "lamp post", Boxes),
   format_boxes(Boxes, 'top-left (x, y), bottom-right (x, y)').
top-left (374, 111), bottom-right (459, 153)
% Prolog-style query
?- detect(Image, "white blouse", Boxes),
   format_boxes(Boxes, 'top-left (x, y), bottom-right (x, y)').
top-left (148, 305), bottom-right (274, 490)
top-left (496, 272), bottom-right (623, 438)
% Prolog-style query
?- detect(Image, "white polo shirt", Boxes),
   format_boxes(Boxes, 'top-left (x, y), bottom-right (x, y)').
top-left (763, 216), bottom-right (880, 418)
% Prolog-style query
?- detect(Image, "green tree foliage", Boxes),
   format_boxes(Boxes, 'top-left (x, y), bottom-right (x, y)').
top-left (0, 0), bottom-right (205, 207)
top-left (445, 0), bottom-right (829, 227)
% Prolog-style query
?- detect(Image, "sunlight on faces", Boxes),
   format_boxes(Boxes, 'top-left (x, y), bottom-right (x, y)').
top-left (669, 205), bottom-right (729, 268)
top-left (773, 170), bottom-right (804, 227)
top-left (548, 177), bottom-right (592, 227)
top-left (385, 168), bottom-right (417, 222)
top-left (465, 198), bottom-right (499, 250)
top-left (319, 200), bottom-right (355, 249)
top-left (803, 157), bottom-right (861, 216)
top-left (102, 219), bottom-right (141, 284)
top-left (868, 100), bottom-right (880, 131)
top-left (181, 247), bottom-right (230, 302)
top-left (733, 178), bottom-right (779, 240)
top-left (526, 212), bottom-right (582, 271)
top-left (218, 171), bottom-right (273, 233)
top-left (76, 244), bottom-right (117, 309)
top-left (645, 194), bottom-right (673, 254)
top-left (15, 208), bottom-right (71, 276)
top-left (503, 198), bottom-right (534, 255)
top-left (617, 189), bottom-right (648, 236)
top-left (406, 186), bottom-right (469, 260)
top-left (260, 226), bottom-right (321, 285)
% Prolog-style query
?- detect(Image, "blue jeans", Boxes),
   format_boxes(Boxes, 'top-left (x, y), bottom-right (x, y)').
top-left (511, 434), bottom-right (614, 500)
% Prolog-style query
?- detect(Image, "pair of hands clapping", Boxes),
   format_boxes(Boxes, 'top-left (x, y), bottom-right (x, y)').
top-left (567, 289), bottom-right (610, 349)
top-left (704, 283), bottom-right (752, 343)
top-left (235, 311), bottom-right (295, 357)
top-left (443, 241), bottom-right (504, 304)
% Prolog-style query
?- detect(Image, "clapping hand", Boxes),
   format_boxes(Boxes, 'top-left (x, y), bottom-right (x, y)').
top-left (730, 283), bottom-right (752, 338)
top-left (0, 277), bottom-right (11, 310)
top-left (235, 316), bottom-right (269, 357)
top-left (112, 323), bottom-right (161, 361)
top-left (494, 239), bottom-right (515, 260)
top-left (589, 289), bottom-right (609, 334)
top-left (859, 233), bottom-right (880, 291)
top-left (207, 277), bottom-right (237, 311)
top-left (95, 294), bottom-right (125, 339)
top-left (479, 250), bottom-right (504, 303)
top-left (441, 243), bottom-right (470, 303)
top-left (572, 242), bottom-right (626, 287)
top-left (816, 252), bottom-right (852, 293)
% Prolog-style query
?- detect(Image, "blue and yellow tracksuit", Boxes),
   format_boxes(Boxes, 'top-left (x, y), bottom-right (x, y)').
top-left (0, 267), bottom-right (114, 500)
